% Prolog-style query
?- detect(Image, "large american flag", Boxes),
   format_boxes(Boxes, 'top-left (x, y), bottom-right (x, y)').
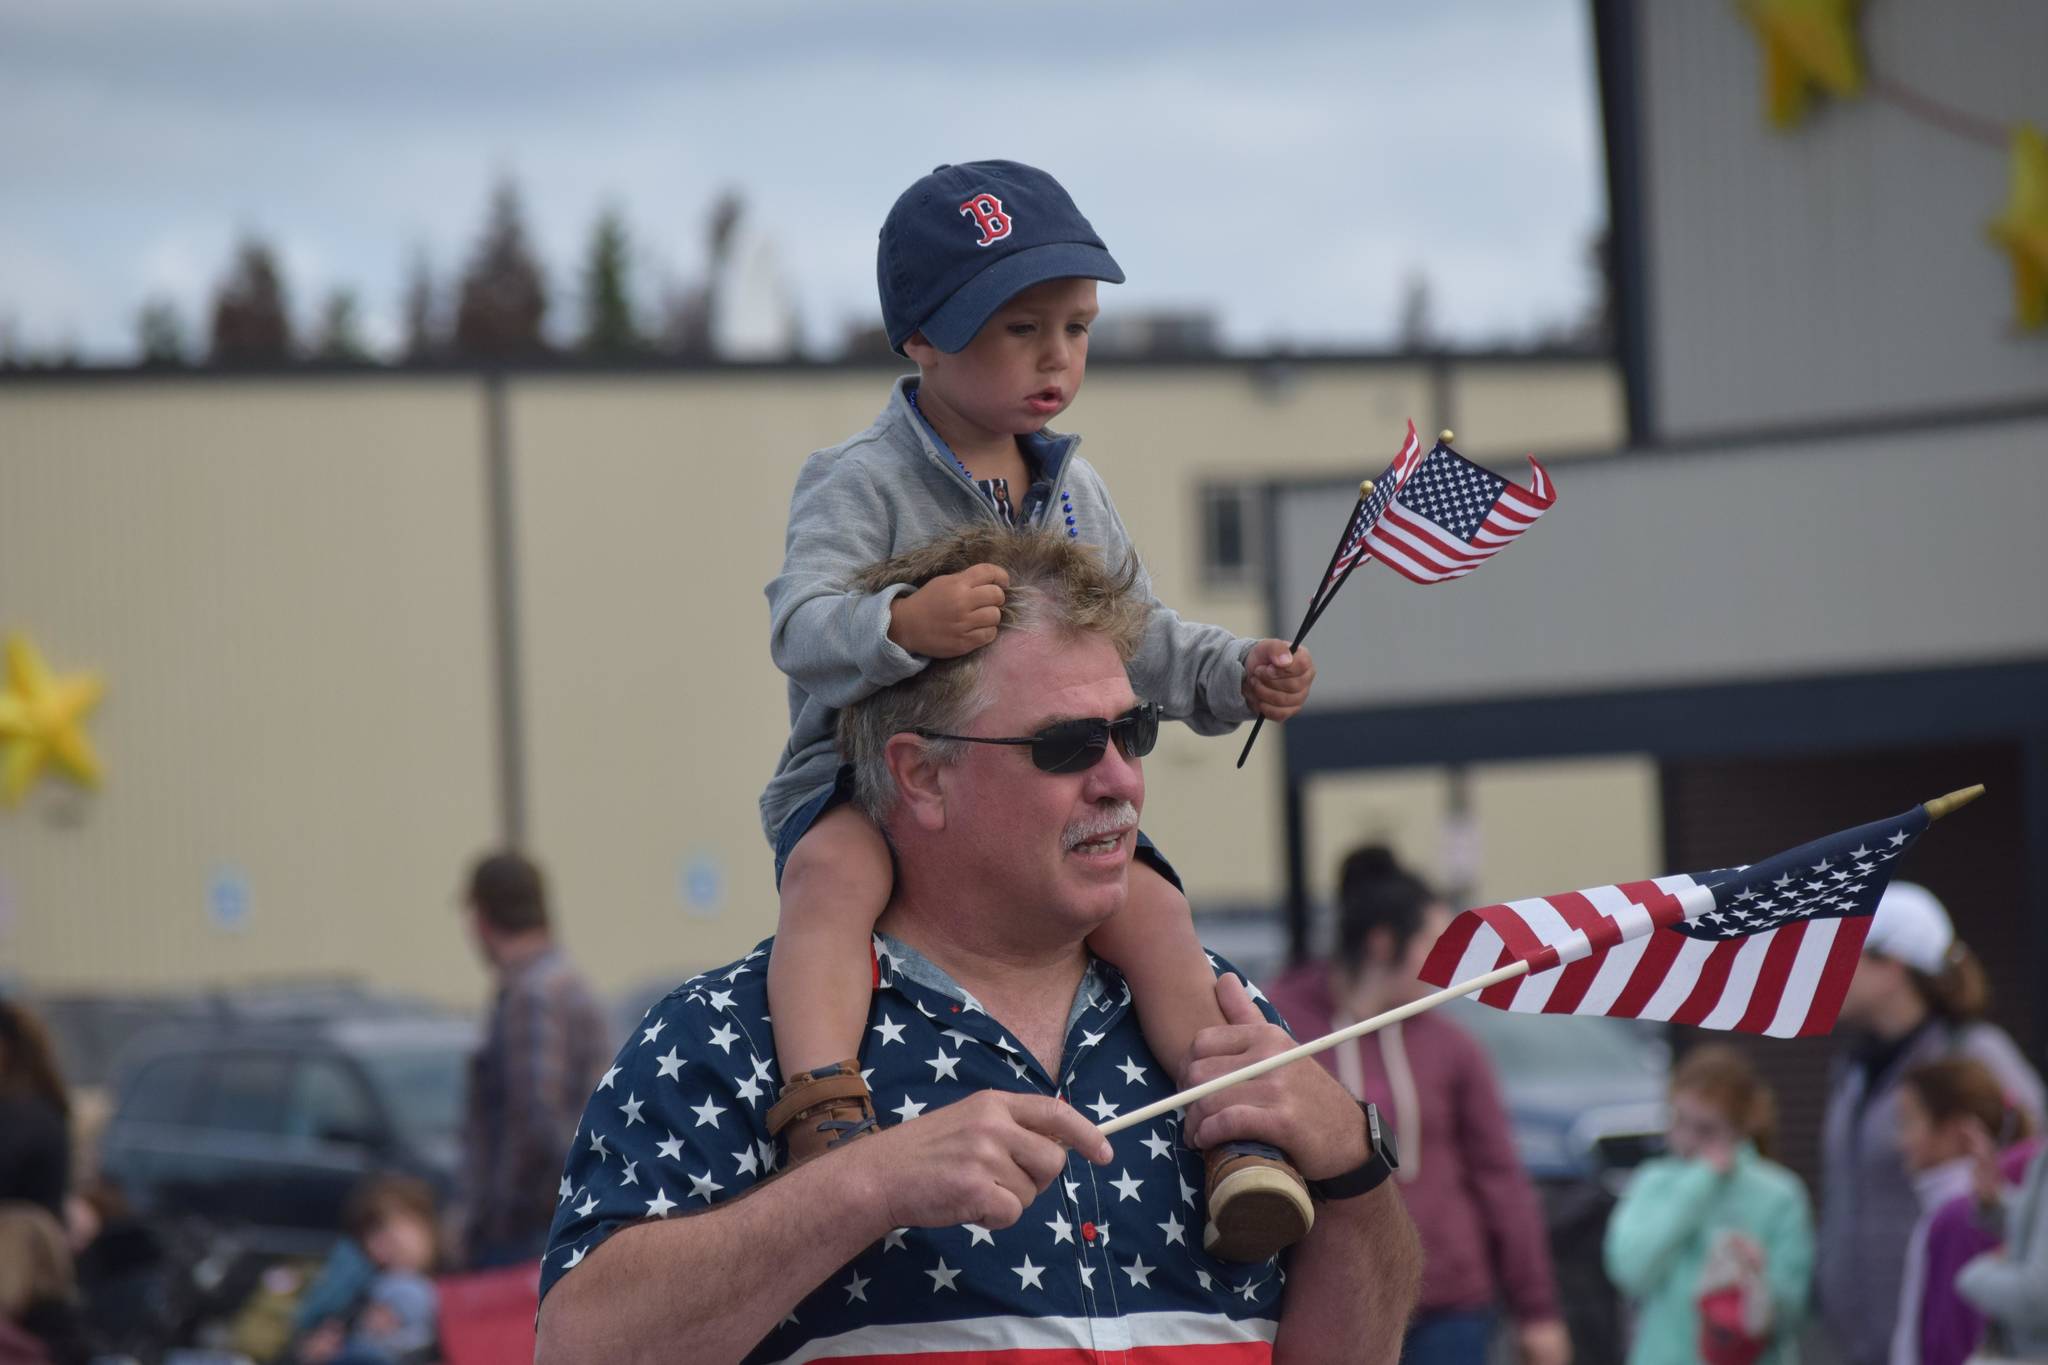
top-left (1419, 804), bottom-right (1931, 1038)
top-left (1324, 421), bottom-right (1426, 588)
top-left (1358, 442), bottom-right (1555, 584)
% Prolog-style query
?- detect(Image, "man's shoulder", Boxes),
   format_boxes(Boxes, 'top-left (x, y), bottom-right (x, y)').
top-left (1194, 946), bottom-right (1289, 1034)
top-left (634, 941), bottom-right (777, 1039)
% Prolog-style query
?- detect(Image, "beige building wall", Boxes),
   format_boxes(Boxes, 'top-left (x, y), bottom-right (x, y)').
top-left (0, 357), bottom-right (1626, 1005)
top-left (0, 381), bottom-right (500, 1004)
top-left (508, 371), bottom-right (891, 991)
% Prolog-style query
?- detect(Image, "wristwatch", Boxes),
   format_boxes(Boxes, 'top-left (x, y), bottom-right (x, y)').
top-left (1306, 1101), bottom-right (1400, 1201)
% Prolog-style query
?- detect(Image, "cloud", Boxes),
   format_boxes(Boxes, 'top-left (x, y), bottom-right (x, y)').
top-left (0, 0), bottom-right (1603, 359)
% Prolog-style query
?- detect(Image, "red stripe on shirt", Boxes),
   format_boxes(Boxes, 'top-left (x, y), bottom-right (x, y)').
top-left (827, 1345), bottom-right (1273, 1364)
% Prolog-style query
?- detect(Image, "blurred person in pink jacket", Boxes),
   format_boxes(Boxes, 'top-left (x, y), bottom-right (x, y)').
top-left (1264, 846), bottom-right (1568, 1365)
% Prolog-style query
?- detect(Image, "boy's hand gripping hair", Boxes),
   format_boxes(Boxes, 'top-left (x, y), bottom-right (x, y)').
top-left (887, 563), bottom-right (1010, 659)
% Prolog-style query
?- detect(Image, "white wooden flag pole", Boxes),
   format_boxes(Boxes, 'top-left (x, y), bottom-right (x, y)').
top-left (1094, 957), bottom-right (1532, 1139)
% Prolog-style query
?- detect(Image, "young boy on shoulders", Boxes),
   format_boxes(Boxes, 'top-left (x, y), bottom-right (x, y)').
top-left (760, 160), bottom-right (1317, 1262)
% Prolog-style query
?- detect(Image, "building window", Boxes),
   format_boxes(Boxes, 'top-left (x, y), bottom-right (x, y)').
top-left (1199, 482), bottom-right (1262, 589)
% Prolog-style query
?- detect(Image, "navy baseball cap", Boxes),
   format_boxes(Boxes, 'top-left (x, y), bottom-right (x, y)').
top-left (878, 160), bottom-right (1124, 354)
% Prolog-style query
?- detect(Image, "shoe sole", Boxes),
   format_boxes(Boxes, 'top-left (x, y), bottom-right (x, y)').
top-left (1202, 1166), bottom-right (1315, 1262)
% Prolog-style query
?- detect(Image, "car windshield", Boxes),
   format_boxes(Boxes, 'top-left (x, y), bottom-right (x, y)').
top-left (353, 1041), bottom-right (470, 1138)
top-left (1443, 995), bottom-right (1667, 1080)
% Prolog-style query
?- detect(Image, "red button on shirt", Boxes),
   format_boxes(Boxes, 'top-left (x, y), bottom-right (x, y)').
top-left (1081, 1221), bottom-right (1097, 1242)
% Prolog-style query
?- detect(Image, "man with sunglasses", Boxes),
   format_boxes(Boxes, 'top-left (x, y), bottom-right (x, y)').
top-left (537, 525), bottom-right (1420, 1364)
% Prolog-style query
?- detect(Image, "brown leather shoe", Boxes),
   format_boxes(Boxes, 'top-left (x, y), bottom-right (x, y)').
top-left (766, 1059), bottom-right (878, 1165)
top-left (1202, 1141), bottom-right (1314, 1262)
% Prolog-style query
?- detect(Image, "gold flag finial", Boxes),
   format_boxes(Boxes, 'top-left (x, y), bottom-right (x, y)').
top-left (1358, 479), bottom-right (1375, 497)
top-left (1438, 429), bottom-right (1455, 445)
top-left (1924, 785), bottom-right (1985, 821)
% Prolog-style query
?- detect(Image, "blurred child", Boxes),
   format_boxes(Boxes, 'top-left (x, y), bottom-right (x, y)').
top-left (1817, 884), bottom-right (2045, 1365)
top-left (1956, 1129), bottom-right (2048, 1360)
top-left (1890, 1058), bottom-right (2029, 1365)
top-left (292, 1175), bottom-right (441, 1365)
top-left (1604, 1045), bottom-right (1813, 1365)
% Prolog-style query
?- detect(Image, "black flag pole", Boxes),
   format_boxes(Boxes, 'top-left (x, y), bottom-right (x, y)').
top-left (1234, 426), bottom-right (1449, 770)
top-left (1233, 476), bottom-right (1375, 770)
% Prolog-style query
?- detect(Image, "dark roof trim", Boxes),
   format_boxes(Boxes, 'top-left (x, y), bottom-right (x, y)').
top-left (1250, 393), bottom-right (2048, 482)
top-left (1281, 657), bottom-right (2048, 775)
top-left (0, 344), bottom-right (1612, 387)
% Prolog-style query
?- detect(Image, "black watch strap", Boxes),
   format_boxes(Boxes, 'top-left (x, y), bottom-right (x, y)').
top-left (1307, 1101), bottom-right (1399, 1201)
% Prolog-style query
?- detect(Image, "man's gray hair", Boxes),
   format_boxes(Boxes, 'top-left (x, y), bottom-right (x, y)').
top-left (837, 525), bottom-right (1150, 822)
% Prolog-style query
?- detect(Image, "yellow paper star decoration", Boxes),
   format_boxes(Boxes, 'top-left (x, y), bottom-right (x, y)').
top-left (1738, 0), bottom-right (1864, 129)
top-left (1989, 125), bottom-right (2048, 330)
top-left (0, 634), bottom-right (106, 806)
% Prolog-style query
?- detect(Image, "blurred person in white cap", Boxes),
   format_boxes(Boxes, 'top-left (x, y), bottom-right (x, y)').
top-left (1815, 882), bottom-right (2044, 1365)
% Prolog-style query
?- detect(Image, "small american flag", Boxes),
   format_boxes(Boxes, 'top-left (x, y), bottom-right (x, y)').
top-left (1360, 441), bottom-right (1555, 584)
top-left (1325, 421), bottom-right (1426, 588)
top-left (1420, 803), bottom-right (1931, 1038)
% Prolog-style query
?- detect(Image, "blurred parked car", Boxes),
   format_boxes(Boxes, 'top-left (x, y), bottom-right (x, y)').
top-left (99, 1011), bottom-right (477, 1263)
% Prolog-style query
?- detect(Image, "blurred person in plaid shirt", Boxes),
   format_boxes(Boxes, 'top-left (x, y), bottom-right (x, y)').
top-left (454, 851), bottom-right (609, 1268)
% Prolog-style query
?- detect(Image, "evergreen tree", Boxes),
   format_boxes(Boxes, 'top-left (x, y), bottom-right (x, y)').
top-left (1395, 269), bottom-right (1437, 351)
top-left (454, 178), bottom-right (548, 359)
top-left (210, 237), bottom-right (292, 364)
top-left (402, 247), bottom-right (441, 362)
top-left (580, 207), bottom-right (642, 356)
top-left (314, 288), bottom-right (371, 362)
top-left (136, 297), bottom-right (188, 365)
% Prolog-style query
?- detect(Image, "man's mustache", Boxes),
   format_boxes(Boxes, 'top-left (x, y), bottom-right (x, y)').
top-left (1063, 800), bottom-right (1138, 850)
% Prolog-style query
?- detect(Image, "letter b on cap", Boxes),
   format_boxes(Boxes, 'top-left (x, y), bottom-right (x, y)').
top-left (959, 193), bottom-right (1012, 247)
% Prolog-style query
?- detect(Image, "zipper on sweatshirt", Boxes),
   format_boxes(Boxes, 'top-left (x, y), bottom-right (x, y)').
top-left (900, 381), bottom-right (1080, 534)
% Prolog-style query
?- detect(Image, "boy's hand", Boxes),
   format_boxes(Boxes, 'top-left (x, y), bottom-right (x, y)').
top-left (888, 563), bottom-right (1009, 659)
top-left (1241, 640), bottom-right (1315, 720)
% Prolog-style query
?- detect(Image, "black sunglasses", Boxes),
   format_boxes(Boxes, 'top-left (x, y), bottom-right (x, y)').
top-left (916, 702), bottom-right (1160, 774)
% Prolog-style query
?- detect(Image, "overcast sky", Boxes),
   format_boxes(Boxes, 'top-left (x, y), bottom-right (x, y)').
top-left (0, 0), bottom-right (1607, 361)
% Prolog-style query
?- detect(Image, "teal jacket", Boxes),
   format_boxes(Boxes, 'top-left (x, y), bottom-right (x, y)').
top-left (1604, 1147), bottom-right (1815, 1365)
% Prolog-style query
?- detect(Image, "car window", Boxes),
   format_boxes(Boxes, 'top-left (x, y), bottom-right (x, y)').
top-left (122, 1053), bottom-right (203, 1125)
top-left (1444, 996), bottom-right (1668, 1080)
top-left (353, 1043), bottom-right (469, 1138)
top-left (289, 1058), bottom-right (380, 1145)
top-left (198, 1052), bottom-right (294, 1136)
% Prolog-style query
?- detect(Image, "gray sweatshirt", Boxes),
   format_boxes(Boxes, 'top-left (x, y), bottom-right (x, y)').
top-left (759, 376), bottom-right (1257, 844)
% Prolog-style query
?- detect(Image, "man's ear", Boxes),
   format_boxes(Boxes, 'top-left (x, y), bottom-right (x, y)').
top-left (883, 733), bottom-right (948, 832)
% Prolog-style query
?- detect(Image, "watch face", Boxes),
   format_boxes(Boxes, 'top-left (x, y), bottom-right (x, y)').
top-left (1368, 1102), bottom-right (1398, 1167)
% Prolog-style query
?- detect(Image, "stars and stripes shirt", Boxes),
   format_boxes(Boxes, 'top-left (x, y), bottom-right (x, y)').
top-left (542, 935), bottom-right (1289, 1363)
top-left (1421, 806), bottom-right (1930, 1038)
